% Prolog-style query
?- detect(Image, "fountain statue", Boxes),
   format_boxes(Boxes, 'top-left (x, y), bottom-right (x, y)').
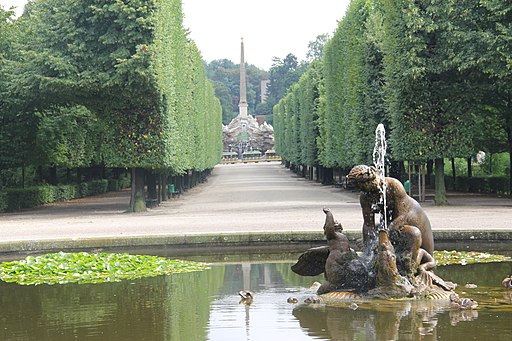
top-left (292, 124), bottom-right (455, 300)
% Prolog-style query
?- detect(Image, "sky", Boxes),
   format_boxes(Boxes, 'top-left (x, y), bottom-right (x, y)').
top-left (2, 0), bottom-right (351, 70)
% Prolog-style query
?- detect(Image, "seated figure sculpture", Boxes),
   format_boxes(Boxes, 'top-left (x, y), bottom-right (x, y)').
top-left (346, 165), bottom-right (435, 257)
top-left (292, 207), bottom-right (453, 299)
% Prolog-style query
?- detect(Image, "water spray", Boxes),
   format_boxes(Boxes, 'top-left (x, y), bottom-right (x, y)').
top-left (373, 124), bottom-right (388, 231)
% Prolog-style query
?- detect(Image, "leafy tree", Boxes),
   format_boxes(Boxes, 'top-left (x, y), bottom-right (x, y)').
top-left (205, 59), bottom-right (267, 122)
top-left (441, 0), bottom-right (512, 193)
top-left (5, 0), bottom-right (222, 211)
top-left (274, 0), bottom-right (511, 199)
top-left (0, 6), bottom-right (39, 170)
top-left (34, 105), bottom-right (100, 168)
top-left (306, 34), bottom-right (330, 63)
top-left (378, 0), bottom-right (477, 204)
top-left (212, 80), bottom-right (236, 124)
top-left (267, 54), bottom-right (300, 102)
top-left (298, 61), bottom-right (322, 167)
top-left (317, 0), bottom-right (383, 169)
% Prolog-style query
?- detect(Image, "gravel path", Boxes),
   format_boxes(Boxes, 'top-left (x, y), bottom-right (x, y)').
top-left (1, 162), bottom-right (511, 248)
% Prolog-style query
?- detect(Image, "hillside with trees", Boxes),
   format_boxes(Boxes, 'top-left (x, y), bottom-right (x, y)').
top-left (205, 59), bottom-right (268, 125)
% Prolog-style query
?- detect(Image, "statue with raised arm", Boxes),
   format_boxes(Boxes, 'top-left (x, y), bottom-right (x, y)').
top-left (347, 165), bottom-right (435, 256)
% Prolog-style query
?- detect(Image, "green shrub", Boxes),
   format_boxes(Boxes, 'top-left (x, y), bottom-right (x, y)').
top-left (89, 180), bottom-right (108, 195)
top-left (469, 177), bottom-right (490, 193)
top-left (0, 192), bottom-right (7, 212)
top-left (430, 175), bottom-right (509, 195)
top-left (118, 176), bottom-right (131, 189)
top-left (4, 176), bottom-right (132, 212)
top-left (54, 184), bottom-right (79, 201)
top-left (488, 177), bottom-right (510, 195)
top-left (79, 182), bottom-right (89, 197)
top-left (5, 186), bottom-right (56, 211)
top-left (107, 179), bottom-right (120, 192)
top-left (455, 177), bottom-right (469, 192)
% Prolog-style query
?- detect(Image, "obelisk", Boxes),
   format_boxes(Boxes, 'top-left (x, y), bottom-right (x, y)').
top-left (238, 37), bottom-right (248, 118)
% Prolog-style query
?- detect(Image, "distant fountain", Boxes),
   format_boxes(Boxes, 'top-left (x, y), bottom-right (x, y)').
top-left (292, 124), bottom-right (462, 302)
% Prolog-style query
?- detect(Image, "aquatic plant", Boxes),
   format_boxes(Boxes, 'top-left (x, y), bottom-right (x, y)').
top-left (434, 250), bottom-right (511, 266)
top-left (0, 252), bottom-right (209, 285)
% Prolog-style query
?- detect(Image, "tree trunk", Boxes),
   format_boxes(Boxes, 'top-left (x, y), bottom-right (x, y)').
top-left (467, 157), bottom-right (472, 177)
top-left (147, 172), bottom-right (157, 200)
top-left (22, 167), bottom-right (25, 189)
top-left (451, 158), bottom-right (456, 190)
top-left (434, 158), bottom-right (448, 205)
top-left (129, 167), bottom-right (146, 212)
top-left (49, 166), bottom-right (57, 185)
top-left (508, 126), bottom-right (512, 196)
top-left (160, 174), bottom-right (167, 202)
top-left (426, 160), bottom-right (433, 186)
top-left (322, 167), bottom-right (333, 185)
top-left (38, 166), bottom-right (43, 183)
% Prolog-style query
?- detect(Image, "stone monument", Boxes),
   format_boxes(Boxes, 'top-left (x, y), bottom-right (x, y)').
top-left (223, 38), bottom-right (275, 155)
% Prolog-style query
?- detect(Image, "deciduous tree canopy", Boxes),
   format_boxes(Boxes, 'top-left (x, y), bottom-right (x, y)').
top-left (274, 0), bottom-right (511, 202)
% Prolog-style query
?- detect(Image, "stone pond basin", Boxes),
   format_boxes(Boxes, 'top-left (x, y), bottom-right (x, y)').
top-left (1, 241), bottom-right (511, 341)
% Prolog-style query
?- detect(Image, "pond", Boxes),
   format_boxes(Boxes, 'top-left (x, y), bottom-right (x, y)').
top-left (0, 250), bottom-right (511, 341)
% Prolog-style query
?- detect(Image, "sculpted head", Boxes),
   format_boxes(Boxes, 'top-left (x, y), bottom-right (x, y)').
top-left (323, 207), bottom-right (343, 235)
top-left (347, 165), bottom-right (378, 192)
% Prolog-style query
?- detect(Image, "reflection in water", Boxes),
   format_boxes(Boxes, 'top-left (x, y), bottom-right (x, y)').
top-left (293, 300), bottom-right (448, 340)
top-left (0, 266), bottom-right (225, 341)
top-left (0, 259), bottom-right (511, 340)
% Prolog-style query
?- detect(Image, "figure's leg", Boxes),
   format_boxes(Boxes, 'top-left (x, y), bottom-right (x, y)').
top-left (417, 248), bottom-right (436, 273)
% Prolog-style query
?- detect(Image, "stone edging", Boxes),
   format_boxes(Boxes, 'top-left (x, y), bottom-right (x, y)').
top-left (0, 230), bottom-right (511, 255)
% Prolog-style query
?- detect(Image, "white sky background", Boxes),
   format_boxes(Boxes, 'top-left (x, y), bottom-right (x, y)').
top-left (2, 0), bottom-right (350, 70)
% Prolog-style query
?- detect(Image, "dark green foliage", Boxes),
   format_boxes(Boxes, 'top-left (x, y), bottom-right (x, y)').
top-left (54, 184), bottom-right (79, 202)
top-left (319, 0), bottom-right (380, 168)
top-left (1, 0), bottom-right (223, 211)
top-left (436, 175), bottom-right (510, 196)
top-left (205, 59), bottom-right (268, 123)
top-left (5, 186), bottom-right (55, 211)
top-left (276, 0), bottom-right (384, 170)
top-left (78, 180), bottom-right (109, 197)
top-left (274, 61), bottom-right (323, 167)
top-left (2, 179), bottom-right (130, 212)
top-left (273, 0), bottom-right (510, 200)
top-left (264, 54), bottom-right (308, 120)
top-left (0, 191), bottom-right (8, 212)
top-left (107, 177), bottom-right (130, 192)
top-left (34, 105), bottom-right (101, 168)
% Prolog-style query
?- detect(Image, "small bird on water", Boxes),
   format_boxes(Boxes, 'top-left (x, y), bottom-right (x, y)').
top-left (287, 297), bottom-right (298, 304)
top-left (449, 293), bottom-right (478, 310)
top-left (239, 291), bottom-right (254, 305)
top-left (502, 276), bottom-right (512, 289)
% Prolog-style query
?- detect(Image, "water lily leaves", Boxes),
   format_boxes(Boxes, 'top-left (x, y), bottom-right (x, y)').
top-left (0, 252), bottom-right (209, 286)
top-left (434, 250), bottom-right (511, 266)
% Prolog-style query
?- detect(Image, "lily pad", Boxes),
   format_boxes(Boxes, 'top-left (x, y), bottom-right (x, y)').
top-left (434, 250), bottom-right (512, 266)
top-left (0, 251), bottom-right (209, 285)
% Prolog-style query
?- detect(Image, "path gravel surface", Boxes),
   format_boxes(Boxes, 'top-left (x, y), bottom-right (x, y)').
top-left (1, 163), bottom-right (511, 249)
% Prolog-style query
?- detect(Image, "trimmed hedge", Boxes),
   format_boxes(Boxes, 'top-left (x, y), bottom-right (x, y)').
top-left (431, 175), bottom-right (510, 196)
top-left (0, 192), bottom-right (7, 212)
top-left (1, 177), bottom-right (130, 212)
top-left (5, 186), bottom-right (55, 211)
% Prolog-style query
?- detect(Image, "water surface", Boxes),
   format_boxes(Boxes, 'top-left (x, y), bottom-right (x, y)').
top-left (0, 256), bottom-right (511, 340)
